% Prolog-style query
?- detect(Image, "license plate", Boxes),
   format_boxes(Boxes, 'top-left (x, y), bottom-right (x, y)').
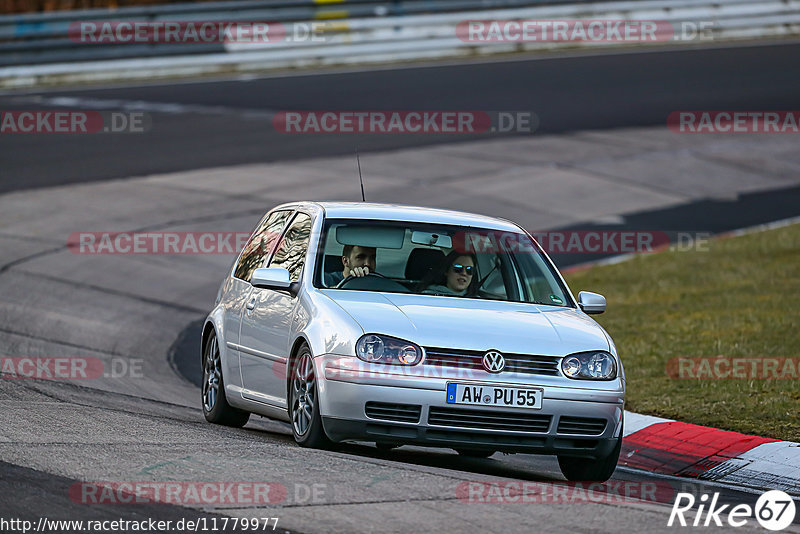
top-left (446, 382), bottom-right (542, 409)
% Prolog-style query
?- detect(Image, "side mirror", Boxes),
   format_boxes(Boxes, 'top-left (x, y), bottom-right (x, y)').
top-left (251, 268), bottom-right (291, 290)
top-left (578, 291), bottom-right (606, 315)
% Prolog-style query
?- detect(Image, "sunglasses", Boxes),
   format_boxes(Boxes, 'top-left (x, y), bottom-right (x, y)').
top-left (450, 264), bottom-right (474, 275)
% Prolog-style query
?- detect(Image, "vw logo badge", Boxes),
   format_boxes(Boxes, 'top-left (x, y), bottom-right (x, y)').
top-left (482, 350), bottom-right (505, 373)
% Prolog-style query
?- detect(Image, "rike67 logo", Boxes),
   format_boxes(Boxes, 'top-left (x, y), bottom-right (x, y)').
top-left (668, 490), bottom-right (796, 530)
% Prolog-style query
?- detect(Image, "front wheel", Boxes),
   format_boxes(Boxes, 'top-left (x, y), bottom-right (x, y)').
top-left (289, 345), bottom-right (332, 449)
top-left (202, 332), bottom-right (250, 428)
top-left (558, 416), bottom-right (623, 482)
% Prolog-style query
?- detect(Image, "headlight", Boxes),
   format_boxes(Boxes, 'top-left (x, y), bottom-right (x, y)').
top-left (561, 351), bottom-right (616, 380)
top-left (355, 334), bottom-right (422, 366)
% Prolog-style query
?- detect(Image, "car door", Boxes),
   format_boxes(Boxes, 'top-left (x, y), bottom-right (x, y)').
top-left (227, 209), bottom-right (293, 388)
top-left (239, 212), bottom-right (312, 406)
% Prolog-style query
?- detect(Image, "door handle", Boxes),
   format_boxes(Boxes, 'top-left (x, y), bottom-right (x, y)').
top-left (246, 297), bottom-right (257, 311)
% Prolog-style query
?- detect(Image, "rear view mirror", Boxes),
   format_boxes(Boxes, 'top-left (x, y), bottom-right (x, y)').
top-left (578, 291), bottom-right (606, 315)
top-left (411, 231), bottom-right (452, 249)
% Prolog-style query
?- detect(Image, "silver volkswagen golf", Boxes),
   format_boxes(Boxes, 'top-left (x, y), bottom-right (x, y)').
top-left (201, 202), bottom-right (625, 481)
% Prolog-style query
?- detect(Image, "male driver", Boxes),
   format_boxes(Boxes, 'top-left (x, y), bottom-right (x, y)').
top-left (325, 245), bottom-right (377, 287)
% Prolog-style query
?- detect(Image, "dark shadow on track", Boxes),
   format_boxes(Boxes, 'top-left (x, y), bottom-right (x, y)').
top-left (547, 184), bottom-right (800, 267)
top-left (169, 317), bottom-right (204, 388)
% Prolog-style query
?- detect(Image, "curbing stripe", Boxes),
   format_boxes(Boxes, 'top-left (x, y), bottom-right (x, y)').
top-left (713, 441), bottom-right (800, 494)
top-left (622, 410), bottom-right (672, 437)
top-left (620, 420), bottom-right (779, 477)
top-left (619, 414), bottom-right (800, 495)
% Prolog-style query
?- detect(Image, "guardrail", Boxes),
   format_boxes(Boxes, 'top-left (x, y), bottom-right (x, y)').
top-left (0, 0), bottom-right (580, 42)
top-left (1, 0), bottom-right (798, 88)
top-left (225, 0), bottom-right (800, 53)
top-left (1, 0), bottom-right (588, 66)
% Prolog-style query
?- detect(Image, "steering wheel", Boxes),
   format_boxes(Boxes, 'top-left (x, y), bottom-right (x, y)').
top-left (336, 272), bottom-right (387, 288)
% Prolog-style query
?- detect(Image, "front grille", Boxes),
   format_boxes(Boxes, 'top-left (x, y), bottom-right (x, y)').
top-left (424, 347), bottom-right (560, 376)
top-left (557, 416), bottom-right (607, 436)
top-left (365, 402), bottom-right (421, 423)
top-left (428, 407), bottom-right (551, 433)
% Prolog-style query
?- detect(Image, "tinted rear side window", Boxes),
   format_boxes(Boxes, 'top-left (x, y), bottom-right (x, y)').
top-left (233, 210), bottom-right (292, 281)
top-left (267, 213), bottom-right (313, 282)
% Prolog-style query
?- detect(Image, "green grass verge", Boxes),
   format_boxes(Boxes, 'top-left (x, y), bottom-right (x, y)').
top-left (564, 222), bottom-right (800, 442)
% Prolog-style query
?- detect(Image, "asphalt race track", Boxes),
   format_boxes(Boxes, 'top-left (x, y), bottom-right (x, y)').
top-left (2, 41), bottom-right (800, 192)
top-left (1, 41), bottom-right (800, 533)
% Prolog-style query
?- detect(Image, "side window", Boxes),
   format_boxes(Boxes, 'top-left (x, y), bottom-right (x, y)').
top-left (234, 210), bottom-right (292, 281)
top-left (267, 213), bottom-right (312, 282)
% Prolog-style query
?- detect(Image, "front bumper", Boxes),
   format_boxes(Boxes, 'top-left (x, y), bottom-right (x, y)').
top-left (316, 355), bottom-right (624, 458)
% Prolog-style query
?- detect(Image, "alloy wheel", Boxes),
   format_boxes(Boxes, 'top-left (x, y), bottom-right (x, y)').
top-left (203, 336), bottom-right (221, 412)
top-left (292, 353), bottom-right (316, 436)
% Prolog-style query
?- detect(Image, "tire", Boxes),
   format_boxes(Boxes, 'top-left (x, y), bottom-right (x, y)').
top-left (202, 332), bottom-right (250, 428)
top-left (455, 449), bottom-right (496, 459)
top-left (558, 415), bottom-right (623, 482)
top-left (289, 344), bottom-right (332, 449)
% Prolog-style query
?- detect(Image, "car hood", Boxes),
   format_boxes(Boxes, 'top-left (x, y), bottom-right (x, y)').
top-left (321, 290), bottom-right (610, 356)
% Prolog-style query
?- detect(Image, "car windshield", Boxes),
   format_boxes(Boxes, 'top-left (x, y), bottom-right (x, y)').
top-left (315, 219), bottom-right (573, 307)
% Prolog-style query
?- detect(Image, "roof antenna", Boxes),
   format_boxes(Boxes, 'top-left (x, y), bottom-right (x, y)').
top-left (356, 149), bottom-right (366, 202)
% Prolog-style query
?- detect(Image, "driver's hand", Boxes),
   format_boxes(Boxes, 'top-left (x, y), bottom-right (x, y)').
top-left (351, 266), bottom-right (370, 277)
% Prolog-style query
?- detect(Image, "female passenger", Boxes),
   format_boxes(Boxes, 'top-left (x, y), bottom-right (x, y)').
top-left (419, 250), bottom-right (479, 296)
